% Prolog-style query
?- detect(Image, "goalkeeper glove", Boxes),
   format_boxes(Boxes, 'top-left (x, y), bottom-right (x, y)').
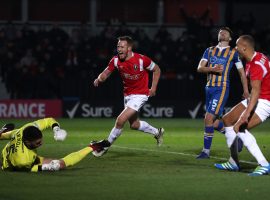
top-left (41, 160), bottom-right (61, 171)
top-left (53, 126), bottom-right (67, 141)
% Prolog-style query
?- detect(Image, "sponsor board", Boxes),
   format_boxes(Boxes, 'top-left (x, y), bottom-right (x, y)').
top-left (63, 99), bottom-right (237, 119)
top-left (63, 101), bottom-right (175, 118)
top-left (0, 100), bottom-right (62, 118)
top-left (0, 99), bottom-right (237, 119)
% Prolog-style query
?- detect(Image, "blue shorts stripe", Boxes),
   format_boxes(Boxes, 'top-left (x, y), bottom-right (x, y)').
top-left (205, 86), bottom-right (229, 117)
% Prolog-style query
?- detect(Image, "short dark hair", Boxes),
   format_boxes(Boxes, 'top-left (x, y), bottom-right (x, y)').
top-left (240, 35), bottom-right (255, 49)
top-left (220, 27), bottom-right (233, 37)
top-left (23, 126), bottom-right (42, 142)
top-left (117, 36), bottom-right (134, 47)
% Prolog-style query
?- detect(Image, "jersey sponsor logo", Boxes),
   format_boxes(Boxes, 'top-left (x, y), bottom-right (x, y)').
top-left (122, 73), bottom-right (140, 80)
top-left (209, 56), bottom-right (227, 65)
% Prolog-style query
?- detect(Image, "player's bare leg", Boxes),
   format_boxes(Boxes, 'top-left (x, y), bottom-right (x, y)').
top-left (108, 107), bottom-right (137, 143)
top-left (223, 103), bottom-right (246, 126)
top-left (129, 111), bottom-right (164, 146)
top-left (216, 103), bottom-right (247, 169)
top-left (92, 107), bottom-right (136, 157)
top-left (213, 119), bottom-right (225, 134)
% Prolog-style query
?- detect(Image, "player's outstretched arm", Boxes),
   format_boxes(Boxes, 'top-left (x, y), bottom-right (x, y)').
top-left (25, 118), bottom-right (59, 131)
top-left (0, 123), bottom-right (15, 140)
top-left (93, 68), bottom-right (112, 87)
top-left (26, 118), bottom-right (67, 141)
top-left (31, 158), bottom-right (65, 172)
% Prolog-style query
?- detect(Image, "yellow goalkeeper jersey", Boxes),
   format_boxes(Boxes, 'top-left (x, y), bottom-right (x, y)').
top-left (1, 118), bottom-right (59, 171)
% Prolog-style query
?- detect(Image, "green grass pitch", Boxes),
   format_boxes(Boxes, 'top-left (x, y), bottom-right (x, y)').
top-left (1, 118), bottom-right (270, 200)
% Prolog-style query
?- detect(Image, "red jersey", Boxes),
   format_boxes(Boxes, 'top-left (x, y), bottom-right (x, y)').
top-left (106, 52), bottom-right (156, 96)
top-left (246, 52), bottom-right (270, 101)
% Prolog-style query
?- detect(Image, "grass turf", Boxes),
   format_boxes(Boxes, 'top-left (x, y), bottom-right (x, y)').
top-left (1, 118), bottom-right (270, 200)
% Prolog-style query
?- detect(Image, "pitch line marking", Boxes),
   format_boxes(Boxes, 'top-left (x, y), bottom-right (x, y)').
top-left (112, 145), bottom-right (257, 165)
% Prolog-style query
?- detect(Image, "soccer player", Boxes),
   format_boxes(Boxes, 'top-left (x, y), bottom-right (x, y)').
top-left (0, 118), bottom-right (104, 172)
top-left (215, 35), bottom-right (270, 176)
top-left (93, 36), bottom-right (164, 156)
top-left (196, 27), bottom-right (249, 159)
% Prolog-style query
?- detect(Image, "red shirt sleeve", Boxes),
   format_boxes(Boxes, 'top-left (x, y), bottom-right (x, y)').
top-left (106, 57), bottom-right (116, 72)
top-left (142, 55), bottom-right (155, 70)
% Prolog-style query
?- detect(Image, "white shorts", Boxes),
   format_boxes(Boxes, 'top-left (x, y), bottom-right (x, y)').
top-left (124, 95), bottom-right (148, 112)
top-left (241, 99), bottom-right (270, 122)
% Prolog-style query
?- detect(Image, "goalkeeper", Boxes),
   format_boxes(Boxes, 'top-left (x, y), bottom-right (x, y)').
top-left (0, 118), bottom-right (103, 172)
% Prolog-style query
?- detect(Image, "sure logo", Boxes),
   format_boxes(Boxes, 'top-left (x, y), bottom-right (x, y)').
top-left (65, 102), bottom-right (113, 118)
top-left (142, 104), bottom-right (174, 118)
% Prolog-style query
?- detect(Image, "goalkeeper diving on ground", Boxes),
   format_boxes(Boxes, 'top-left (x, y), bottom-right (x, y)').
top-left (0, 118), bottom-right (105, 172)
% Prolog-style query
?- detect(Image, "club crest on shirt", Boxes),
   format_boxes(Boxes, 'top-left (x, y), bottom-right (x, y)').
top-left (133, 64), bottom-right (138, 70)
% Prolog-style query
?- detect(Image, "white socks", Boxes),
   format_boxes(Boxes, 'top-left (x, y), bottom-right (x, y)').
top-left (108, 127), bottom-right (122, 144)
top-left (225, 126), bottom-right (237, 148)
top-left (225, 126), bottom-right (269, 167)
top-left (107, 121), bottom-right (158, 144)
top-left (238, 130), bottom-right (269, 167)
top-left (138, 121), bottom-right (158, 136)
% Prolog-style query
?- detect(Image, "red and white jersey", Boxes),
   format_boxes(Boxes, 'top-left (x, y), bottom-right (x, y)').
top-left (245, 52), bottom-right (270, 101)
top-left (106, 52), bottom-right (156, 96)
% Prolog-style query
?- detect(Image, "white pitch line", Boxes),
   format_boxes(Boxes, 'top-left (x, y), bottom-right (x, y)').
top-left (112, 145), bottom-right (257, 165)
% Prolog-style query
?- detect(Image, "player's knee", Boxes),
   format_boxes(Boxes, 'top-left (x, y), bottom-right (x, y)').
top-left (204, 114), bottom-right (214, 125)
top-left (222, 114), bottom-right (231, 126)
top-left (130, 122), bottom-right (139, 130)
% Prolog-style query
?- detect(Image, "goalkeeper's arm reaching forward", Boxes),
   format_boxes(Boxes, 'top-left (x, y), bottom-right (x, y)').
top-left (0, 118), bottom-right (104, 172)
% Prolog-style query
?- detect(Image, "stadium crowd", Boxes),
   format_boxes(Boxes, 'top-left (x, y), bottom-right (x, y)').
top-left (0, 19), bottom-right (270, 100)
